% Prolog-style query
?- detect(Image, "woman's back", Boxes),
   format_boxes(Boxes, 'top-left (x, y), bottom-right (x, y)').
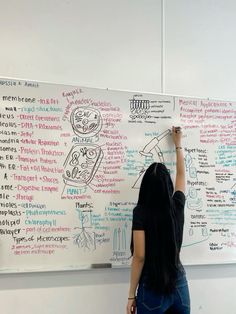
top-left (126, 127), bottom-right (190, 314)
top-left (132, 165), bottom-right (186, 293)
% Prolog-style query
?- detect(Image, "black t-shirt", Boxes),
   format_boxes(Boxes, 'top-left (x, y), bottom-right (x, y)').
top-left (132, 190), bottom-right (185, 251)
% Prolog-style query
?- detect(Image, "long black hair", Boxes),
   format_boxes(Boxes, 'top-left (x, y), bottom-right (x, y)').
top-left (131, 162), bottom-right (180, 293)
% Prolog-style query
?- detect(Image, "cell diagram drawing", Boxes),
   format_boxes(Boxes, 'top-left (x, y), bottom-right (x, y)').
top-left (70, 106), bottom-right (103, 138)
top-left (63, 144), bottom-right (104, 187)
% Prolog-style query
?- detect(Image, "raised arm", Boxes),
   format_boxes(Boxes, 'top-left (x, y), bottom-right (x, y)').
top-left (172, 126), bottom-right (185, 193)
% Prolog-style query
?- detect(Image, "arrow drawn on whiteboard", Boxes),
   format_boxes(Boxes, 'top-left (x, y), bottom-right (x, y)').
top-left (231, 182), bottom-right (236, 189)
top-left (118, 227), bottom-right (121, 250)
top-left (182, 235), bottom-right (211, 248)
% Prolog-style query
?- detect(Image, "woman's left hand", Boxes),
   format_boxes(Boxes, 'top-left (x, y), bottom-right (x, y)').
top-left (126, 299), bottom-right (136, 314)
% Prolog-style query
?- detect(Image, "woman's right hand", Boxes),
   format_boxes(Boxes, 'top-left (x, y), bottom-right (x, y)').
top-left (126, 299), bottom-right (136, 314)
top-left (172, 126), bottom-right (182, 147)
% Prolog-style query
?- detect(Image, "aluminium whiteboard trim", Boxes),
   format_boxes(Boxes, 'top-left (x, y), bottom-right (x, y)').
top-left (1, 76), bottom-right (236, 103)
top-left (1, 259), bottom-right (236, 274)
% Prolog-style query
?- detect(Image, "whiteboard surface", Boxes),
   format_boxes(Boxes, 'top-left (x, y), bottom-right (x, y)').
top-left (0, 77), bottom-right (235, 272)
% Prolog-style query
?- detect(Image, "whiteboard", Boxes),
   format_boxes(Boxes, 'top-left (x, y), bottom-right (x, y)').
top-left (0, 77), bottom-right (235, 272)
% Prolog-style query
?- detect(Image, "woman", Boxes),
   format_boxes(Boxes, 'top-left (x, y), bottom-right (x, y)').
top-left (126, 126), bottom-right (190, 314)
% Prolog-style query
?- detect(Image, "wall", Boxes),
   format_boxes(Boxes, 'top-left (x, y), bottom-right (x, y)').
top-left (0, 0), bottom-right (236, 313)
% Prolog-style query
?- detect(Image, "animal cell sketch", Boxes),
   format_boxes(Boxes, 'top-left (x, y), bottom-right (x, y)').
top-left (74, 209), bottom-right (96, 251)
top-left (187, 187), bottom-right (203, 211)
top-left (113, 225), bottom-right (127, 251)
top-left (70, 106), bottom-right (102, 138)
top-left (132, 129), bottom-right (171, 189)
top-left (63, 144), bottom-right (104, 187)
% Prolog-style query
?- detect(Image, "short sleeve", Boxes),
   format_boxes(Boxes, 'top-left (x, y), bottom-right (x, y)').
top-left (173, 191), bottom-right (185, 250)
top-left (132, 206), bottom-right (145, 230)
top-left (173, 191), bottom-right (186, 211)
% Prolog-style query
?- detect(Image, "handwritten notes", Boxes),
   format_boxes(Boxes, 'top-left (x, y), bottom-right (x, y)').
top-left (0, 78), bottom-right (235, 271)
